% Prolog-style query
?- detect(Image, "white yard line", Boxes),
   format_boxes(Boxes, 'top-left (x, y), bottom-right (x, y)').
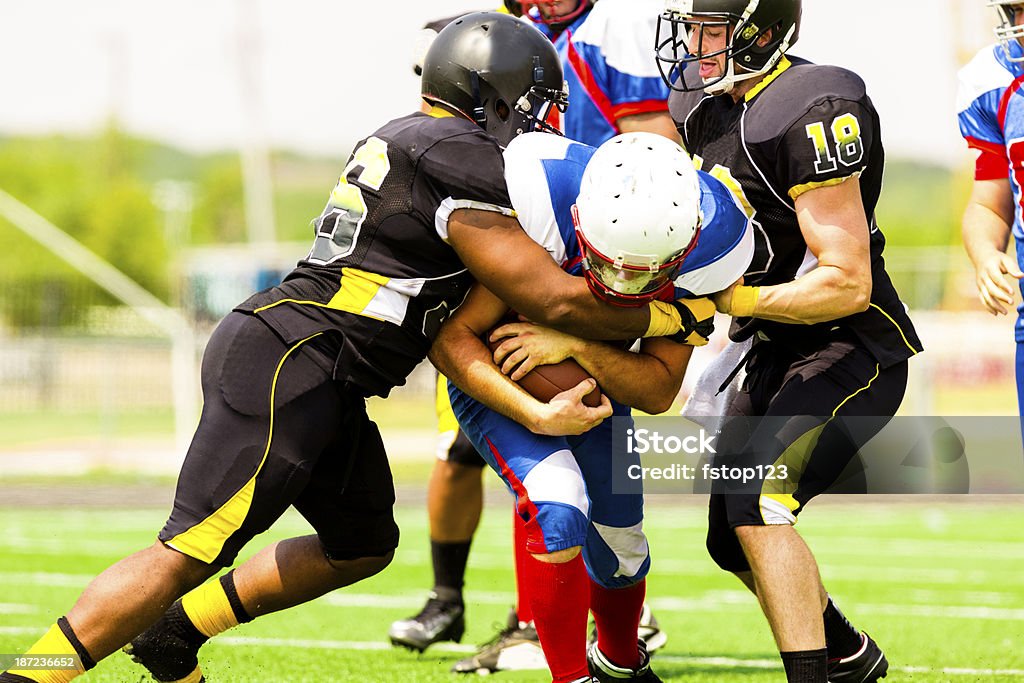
top-left (1, 627), bottom-right (1020, 677)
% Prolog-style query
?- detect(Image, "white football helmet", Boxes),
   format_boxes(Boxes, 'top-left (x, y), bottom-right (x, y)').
top-left (573, 132), bottom-right (702, 307)
top-left (991, 1), bottom-right (1024, 61)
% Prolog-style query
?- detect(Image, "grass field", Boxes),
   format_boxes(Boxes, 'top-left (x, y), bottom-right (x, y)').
top-left (0, 496), bottom-right (1022, 682)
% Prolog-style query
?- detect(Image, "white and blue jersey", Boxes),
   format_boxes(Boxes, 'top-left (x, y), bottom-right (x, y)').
top-left (536, 0), bottom-right (671, 146)
top-left (958, 40), bottom-right (1024, 414)
top-left (958, 41), bottom-right (1024, 340)
top-left (448, 132), bottom-right (751, 585)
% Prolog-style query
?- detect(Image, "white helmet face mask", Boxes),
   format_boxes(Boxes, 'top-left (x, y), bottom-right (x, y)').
top-left (991, 1), bottom-right (1024, 61)
top-left (573, 132), bottom-right (703, 307)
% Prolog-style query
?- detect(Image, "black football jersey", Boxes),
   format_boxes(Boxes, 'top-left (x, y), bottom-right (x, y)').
top-left (236, 112), bottom-right (513, 396)
top-left (669, 56), bottom-right (921, 368)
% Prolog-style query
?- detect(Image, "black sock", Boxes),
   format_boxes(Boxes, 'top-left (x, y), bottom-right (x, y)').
top-left (57, 616), bottom-right (96, 670)
top-left (431, 539), bottom-right (471, 602)
top-left (167, 600), bottom-right (211, 649)
top-left (823, 595), bottom-right (863, 659)
top-left (781, 648), bottom-right (828, 683)
top-left (220, 570), bottom-right (254, 624)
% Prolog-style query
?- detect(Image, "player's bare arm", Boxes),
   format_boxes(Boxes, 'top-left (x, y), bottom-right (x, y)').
top-left (491, 323), bottom-right (692, 414)
top-left (962, 176), bottom-right (1023, 315)
top-left (446, 208), bottom-right (676, 340)
top-left (429, 284), bottom-right (612, 436)
top-left (714, 176), bottom-right (872, 324)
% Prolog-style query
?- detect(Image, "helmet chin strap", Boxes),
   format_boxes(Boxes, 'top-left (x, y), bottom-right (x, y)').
top-left (704, 23), bottom-right (797, 96)
top-left (469, 70), bottom-right (487, 127)
top-left (703, 58), bottom-right (766, 96)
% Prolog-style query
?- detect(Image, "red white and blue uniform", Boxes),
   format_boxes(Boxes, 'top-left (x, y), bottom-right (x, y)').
top-left (536, 0), bottom-right (670, 146)
top-left (957, 39), bottom-right (1024, 411)
top-left (448, 132), bottom-right (752, 588)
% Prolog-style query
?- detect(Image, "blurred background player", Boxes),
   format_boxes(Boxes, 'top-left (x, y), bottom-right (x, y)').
top-left (388, 0), bottom-right (679, 672)
top-left (431, 131), bottom-right (750, 683)
top-left (0, 14), bottom-right (711, 683)
top-left (957, 0), bottom-right (1024, 421)
top-left (658, 0), bottom-right (921, 681)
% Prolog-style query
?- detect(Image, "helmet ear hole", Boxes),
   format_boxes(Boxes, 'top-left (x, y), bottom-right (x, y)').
top-left (495, 99), bottom-right (511, 122)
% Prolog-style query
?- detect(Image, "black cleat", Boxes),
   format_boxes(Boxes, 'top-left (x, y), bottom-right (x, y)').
top-left (451, 609), bottom-right (546, 674)
top-left (123, 602), bottom-right (206, 683)
top-left (588, 639), bottom-right (662, 682)
top-left (388, 592), bottom-right (465, 652)
top-left (828, 632), bottom-right (889, 682)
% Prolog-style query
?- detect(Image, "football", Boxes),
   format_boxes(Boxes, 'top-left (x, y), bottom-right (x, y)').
top-left (486, 327), bottom-right (603, 408)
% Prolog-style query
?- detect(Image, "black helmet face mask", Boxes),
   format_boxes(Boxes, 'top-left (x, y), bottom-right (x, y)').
top-left (484, 71), bottom-right (568, 146)
top-left (655, 11), bottom-right (734, 93)
top-left (655, 0), bottom-right (801, 96)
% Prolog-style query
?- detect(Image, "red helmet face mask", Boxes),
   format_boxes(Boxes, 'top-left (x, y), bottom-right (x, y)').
top-left (571, 204), bottom-right (700, 308)
top-left (517, 0), bottom-right (590, 27)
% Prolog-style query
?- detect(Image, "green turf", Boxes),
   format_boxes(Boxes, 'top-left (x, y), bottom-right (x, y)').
top-left (0, 409), bottom-right (174, 447)
top-left (0, 499), bottom-right (1022, 681)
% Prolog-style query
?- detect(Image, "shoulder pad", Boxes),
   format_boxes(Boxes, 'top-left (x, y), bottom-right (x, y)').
top-left (503, 133), bottom-right (595, 267)
top-left (744, 59), bottom-right (870, 144)
top-left (673, 171), bottom-right (753, 296)
top-left (571, 0), bottom-right (664, 78)
top-left (957, 44), bottom-right (1016, 113)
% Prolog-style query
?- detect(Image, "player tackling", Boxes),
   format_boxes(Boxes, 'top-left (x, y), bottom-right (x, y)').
top-left (658, 0), bottom-right (922, 681)
top-left (0, 14), bottom-right (709, 683)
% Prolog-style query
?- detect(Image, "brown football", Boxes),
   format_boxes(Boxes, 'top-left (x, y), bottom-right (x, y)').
top-left (486, 326), bottom-right (603, 408)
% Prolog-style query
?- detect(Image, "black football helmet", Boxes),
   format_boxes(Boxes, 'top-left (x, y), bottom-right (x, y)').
top-left (656, 0), bottom-right (801, 95)
top-left (421, 12), bottom-right (568, 147)
top-left (502, 0), bottom-right (523, 17)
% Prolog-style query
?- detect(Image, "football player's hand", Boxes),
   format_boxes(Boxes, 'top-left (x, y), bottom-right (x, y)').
top-left (530, 378), bottom-right (613, 436)
top-left (669, 296), bottom-right (717, 346)
top-left (712, 279), bottom-right (741, 314)
top-left (490, 322), bottom-right (581, 380)
top-left (976, 252), bottom-right (1023, 315)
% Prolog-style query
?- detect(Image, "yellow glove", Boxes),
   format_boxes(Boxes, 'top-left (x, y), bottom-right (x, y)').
top-left (645, 297), bottom-right (716, 346)
top-left (727, 285), bottom-right (760, 318)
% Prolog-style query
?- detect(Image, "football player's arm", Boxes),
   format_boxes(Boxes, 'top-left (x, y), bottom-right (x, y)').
top-left (617, 111), bottom-right (681, 144)
top-left (428, 284), bottom-right (613, 436)
top-left (962, 176), bottom-right (1023, 315)
top-left (714, 176), bottom-right (872, 324)
top-left (447, 208), bottom-right (689, 340)
top-left (491, 323), bottom-right (692, 414)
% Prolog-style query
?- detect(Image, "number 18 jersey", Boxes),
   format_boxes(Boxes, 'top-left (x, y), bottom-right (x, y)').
top-left (669, 56), bottom-right (921, 367)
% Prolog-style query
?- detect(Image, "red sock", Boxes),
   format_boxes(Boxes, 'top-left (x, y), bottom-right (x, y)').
top-left (513, 509), bottom-right (533, 624)
top-left (590, 579), bottom-right (646, 669)
top-left (524, 552), bottom-right (590, 683)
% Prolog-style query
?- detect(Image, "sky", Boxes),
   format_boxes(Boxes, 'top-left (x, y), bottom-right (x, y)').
top-left (0, 0), bottom-right (993, 167)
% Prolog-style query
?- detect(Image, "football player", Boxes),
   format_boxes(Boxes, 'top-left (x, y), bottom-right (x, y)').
top-left (0, 14), bottom-right (709, 683)
top-left (657, 0), bottom-right (921, 681)
top-left (394, 0), bottom-right (681, 668)
top-left (431, 131), bottom-right (752, 683)
top-left (519, 0), bottom-right (678, 144)
top-left (958, 1), bottom-right (1024, 421)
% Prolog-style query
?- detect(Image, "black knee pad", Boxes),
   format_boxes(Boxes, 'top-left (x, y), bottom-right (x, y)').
top-left (706, 494), bottom-right (751, 573)
top-left (705, 525), bottom-right (750, 573)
